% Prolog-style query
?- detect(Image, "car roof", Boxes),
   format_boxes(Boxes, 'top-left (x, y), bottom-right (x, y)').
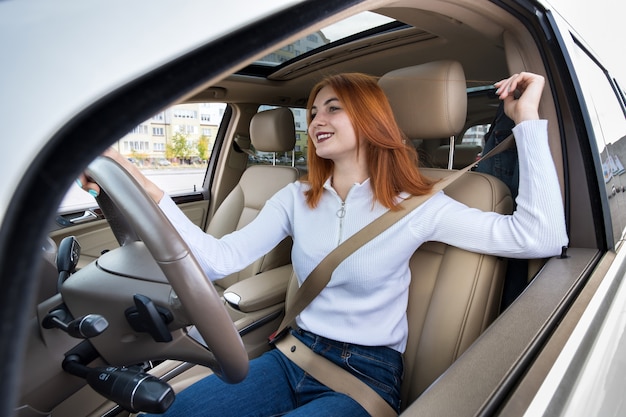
top-left (197, 6), bottom-right (509, 108)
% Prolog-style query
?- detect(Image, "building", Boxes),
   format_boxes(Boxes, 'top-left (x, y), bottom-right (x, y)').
top-left (114, 103), bottom-right (226, 164)
top-left (115, 30), bottom-right (328, 165)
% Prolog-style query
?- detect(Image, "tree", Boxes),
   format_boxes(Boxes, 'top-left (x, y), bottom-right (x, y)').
top-left (130, 149), bottom-right (149, 164)
top-left (167, 132), bottom-right (192, 162)
top-left (165, 144), bottom-right (175, 160)
top-left (197, 135), bottom-right (209, 161)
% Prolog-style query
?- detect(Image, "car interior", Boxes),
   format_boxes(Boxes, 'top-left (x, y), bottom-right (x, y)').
top-left (18, 1), bottom-right (607, 416)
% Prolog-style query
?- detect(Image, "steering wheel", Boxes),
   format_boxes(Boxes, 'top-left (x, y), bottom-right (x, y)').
top-left (85, 156), bottom-right (249, 384)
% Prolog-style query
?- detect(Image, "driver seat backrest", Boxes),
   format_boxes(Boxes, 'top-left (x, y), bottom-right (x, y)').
top-left (379, 61), bottom-right (513, 406)
top-left (209, 108), bottom-right (298, 292)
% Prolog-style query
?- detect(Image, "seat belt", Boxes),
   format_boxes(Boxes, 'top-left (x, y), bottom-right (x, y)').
top-left (272, 134), bottom-right (515, 416)
top-left (275, 333), bottom-right (399, 417)
top-left (272, 134), bottom-right (514, 339)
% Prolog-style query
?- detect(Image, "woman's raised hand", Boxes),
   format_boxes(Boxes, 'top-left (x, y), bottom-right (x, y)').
top-left (494, 72), bottom-right (545, 125)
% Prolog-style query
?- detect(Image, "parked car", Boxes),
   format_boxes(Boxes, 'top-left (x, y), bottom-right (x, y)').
top-left (1, 1), bottom-right (625, 416)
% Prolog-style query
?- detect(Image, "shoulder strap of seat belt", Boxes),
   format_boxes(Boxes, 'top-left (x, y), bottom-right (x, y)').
top-left (271, 134), bottom-right (515, 340)
top-left (272, 135), bottom-right (515, 417)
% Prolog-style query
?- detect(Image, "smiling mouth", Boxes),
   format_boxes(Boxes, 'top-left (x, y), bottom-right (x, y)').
top-left (316, 133), bottom-right (333, 143)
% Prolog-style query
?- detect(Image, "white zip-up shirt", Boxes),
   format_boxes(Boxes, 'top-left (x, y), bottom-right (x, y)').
top-left (159, 120), bottom-right (568, 352)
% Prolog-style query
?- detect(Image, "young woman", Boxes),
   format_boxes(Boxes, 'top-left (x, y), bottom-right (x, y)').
top-left (81, 71), bottom-right (568, 416)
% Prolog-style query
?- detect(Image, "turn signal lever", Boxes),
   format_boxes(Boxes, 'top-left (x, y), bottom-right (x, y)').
top-left (63, 352), bottom-right (174, 414)
top-left (43, 309), bottom-right (109, 339)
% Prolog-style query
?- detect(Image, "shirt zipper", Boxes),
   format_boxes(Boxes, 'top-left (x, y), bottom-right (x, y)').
top-left (336, 201), bottom-right (346, 245)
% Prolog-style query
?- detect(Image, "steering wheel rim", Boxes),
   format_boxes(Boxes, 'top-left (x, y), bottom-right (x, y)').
top-left (86, 156), bottom-right (249, 384)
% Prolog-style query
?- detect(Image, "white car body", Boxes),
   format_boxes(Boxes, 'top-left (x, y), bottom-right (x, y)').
top-left (1, 0), bottom-right (625, 416)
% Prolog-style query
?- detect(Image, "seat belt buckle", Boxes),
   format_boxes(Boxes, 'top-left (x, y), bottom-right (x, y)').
top-left (268, 327), bottom-right (289, 345)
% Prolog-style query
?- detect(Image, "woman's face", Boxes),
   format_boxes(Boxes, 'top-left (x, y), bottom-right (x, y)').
top-left (308, 86), bottom-right (363, 164)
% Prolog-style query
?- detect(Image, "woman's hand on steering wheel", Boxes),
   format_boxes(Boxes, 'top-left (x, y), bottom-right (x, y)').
top-left (77, 148), bottom-right (164, 203)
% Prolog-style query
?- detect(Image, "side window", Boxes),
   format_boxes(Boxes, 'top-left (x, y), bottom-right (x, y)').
top-left (247, 106), bottom-right (307, 169)
top-left (58, 102), bottom-right (227, 214)
top-left (461, 124), bottom-right (490, 147)
top-left (571, 39), bottom-right (626, 246)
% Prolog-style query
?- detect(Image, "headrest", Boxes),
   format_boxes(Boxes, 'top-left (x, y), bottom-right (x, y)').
top-left (250, 107), bottom-right (296, 152)
top-left (378, 60), bottom-right (467, 139)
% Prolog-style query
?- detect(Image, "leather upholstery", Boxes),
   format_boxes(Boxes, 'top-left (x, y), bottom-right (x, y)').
top-left (379, 60), bottom-right (480, 169)
top-left (284, 167), bottom-right (513, 406)
top-left (249, 107), bottom-right (296, 152)
top-left (379, 61), bottom-right (512, 406)
top-left (401, 169), bottom-right (512, 403)
top-left (210, 108), bottom-right (298, 291)
top-left (433, 143), bottom-right (482, 169)
top-left (378, 60), bottom-right (467, 139)
top-left (252, 63), bottom-right (511, 408)
top-left (281, 167), bottom-right (512, 407)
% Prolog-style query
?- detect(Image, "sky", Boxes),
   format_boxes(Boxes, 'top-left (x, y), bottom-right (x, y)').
top-left (549, 0), bottom-right (626, 85)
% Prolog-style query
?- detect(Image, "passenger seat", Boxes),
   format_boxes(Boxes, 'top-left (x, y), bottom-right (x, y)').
top-left (378, 61), bottom-right (514, 406)
top-left (208, 107), bottom-right (298, 295)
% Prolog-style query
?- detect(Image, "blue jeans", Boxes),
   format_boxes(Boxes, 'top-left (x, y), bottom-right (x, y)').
top-left (142, 329), bottom-right (403, 416)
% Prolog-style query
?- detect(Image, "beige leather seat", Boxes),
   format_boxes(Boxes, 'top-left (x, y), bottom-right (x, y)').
top-left (377, 60), bottom-right (514, 407)
top-left (209, 107), bottom-right (299, 294)
top-left (415, 137), bottom-right (482, 169)
top-left (266, 62), bottom-right (511, 409)
top-left (433, 141), bottom-right (482, 169)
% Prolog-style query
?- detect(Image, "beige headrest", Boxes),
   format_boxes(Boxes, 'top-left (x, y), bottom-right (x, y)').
top-left (250, 107), bottom-right (296, 152)
top-left (378, 60), bottom-right (467, 139)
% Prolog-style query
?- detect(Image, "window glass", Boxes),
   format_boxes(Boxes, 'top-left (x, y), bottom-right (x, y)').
top-left (461, 124), bottom-right (490, 147)
top-left (58, 102), bottom-right (227, 213)
top-left (254, 12), bottom-right (396, 67)
top-left (571, 40), bottom-right (626, 245)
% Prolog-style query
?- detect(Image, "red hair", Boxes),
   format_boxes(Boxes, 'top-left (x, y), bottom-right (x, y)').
top-left (304, 73), bottom-right (434, 209)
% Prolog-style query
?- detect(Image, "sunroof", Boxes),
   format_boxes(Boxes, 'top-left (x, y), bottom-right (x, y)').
top-left (254, 11), bottom-right (397, 67)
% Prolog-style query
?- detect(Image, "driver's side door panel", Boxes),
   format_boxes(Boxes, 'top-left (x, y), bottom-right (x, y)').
top-left (49, 201), bottom-right (209, 270)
